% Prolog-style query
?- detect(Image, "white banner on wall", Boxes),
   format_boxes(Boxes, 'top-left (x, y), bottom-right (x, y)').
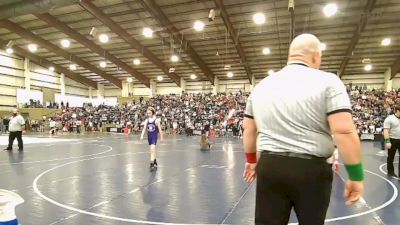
top-left (17, 88), bottom-right (43, 104)
top-left (55, 93), bottom-right (87, 107)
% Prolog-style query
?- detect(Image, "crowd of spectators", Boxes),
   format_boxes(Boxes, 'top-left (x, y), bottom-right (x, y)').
top-left (23, 99), bottom-right (62, 109)
top-left (350, 88), bottom-right (400, 136)
top-left (10, 87), bottom-right (400, 138)
top-left (26, 92), bottom-right (247, 137)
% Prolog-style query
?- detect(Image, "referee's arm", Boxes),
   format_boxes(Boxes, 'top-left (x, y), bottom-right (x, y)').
top-left (243, 95), bottom-right (257, 183)
top-left (243, 95), bottom-right (257, 157)
top-left (383, 117), bottom-right (391, 149)
top-left (328, 112), bottom-right (361, 166)
top-left (243, 117), bottom-right (257, 156)
top-left (327, 76), bottom-right (364, 205)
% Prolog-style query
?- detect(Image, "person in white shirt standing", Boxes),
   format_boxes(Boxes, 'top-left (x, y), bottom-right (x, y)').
top-left (383, 105), bottom-right (400, 177)
top-left (49, 119), bottom-right (57, 135)
top-left (4, 109), bottom-right (25, 151)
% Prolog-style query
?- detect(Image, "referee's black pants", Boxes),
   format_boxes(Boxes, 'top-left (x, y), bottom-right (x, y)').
top-left (255, 152), bottom-right (333, 225)
top-left (388, 138), bottom-right (400, 175)
top-left (7, 131), bottom-right (23, 150)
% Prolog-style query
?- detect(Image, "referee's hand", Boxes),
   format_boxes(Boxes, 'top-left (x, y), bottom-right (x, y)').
top-left (344, 180), bottom-right (364, 205)
top-left (243, 162), bottom-right (257, 183)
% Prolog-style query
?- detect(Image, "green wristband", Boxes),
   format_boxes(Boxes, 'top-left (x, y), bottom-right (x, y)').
top-left (385, 138), bottom-right (391, 144)
top-left (345, 163), bottom-right (364, 181)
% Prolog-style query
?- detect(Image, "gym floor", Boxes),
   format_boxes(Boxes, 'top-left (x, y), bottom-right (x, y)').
top-left (0, 134), bottom-right (399, 225)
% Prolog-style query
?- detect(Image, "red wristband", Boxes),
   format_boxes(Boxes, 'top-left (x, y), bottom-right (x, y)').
top-left (246, 152), bottom-right (257, 163)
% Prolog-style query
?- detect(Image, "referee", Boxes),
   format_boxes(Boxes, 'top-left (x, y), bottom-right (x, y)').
top-left (243, 34), bottom-right (364, 225)
top-left (4, 109), bottom-right (25, 151)
top-left (383, 105), bottom-right (400, 177)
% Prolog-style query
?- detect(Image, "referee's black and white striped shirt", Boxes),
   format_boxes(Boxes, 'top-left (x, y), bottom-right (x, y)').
top-left (245, 63), bottom-right (351, 158)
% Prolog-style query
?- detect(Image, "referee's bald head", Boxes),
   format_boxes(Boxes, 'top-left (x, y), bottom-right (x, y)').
top-left (288, 33), bottom-right (323, 69)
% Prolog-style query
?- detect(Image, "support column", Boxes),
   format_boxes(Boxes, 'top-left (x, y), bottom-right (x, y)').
top-left (384, 67), bottom-right (393, 92)
top-left (24, 57), bottom-right (31, 91)
top-left (180, 77), bottom-right (186, 94)
top-left (97, 83), bottom-right (105, 100)
top-left (213, 77), bottom-right (219, 94)
top-left (150, 80), bottom-right (157, 97)
top-left (121, 81), bottom-right (129, 97)
top-left (250, 75), bottom-right (256, 91)
top-left (60, 73), bottom-right (66, 100)
top-left (88, 87), bottom-right (93, 100)
top-left (127, 81), bottom-right (133, 96)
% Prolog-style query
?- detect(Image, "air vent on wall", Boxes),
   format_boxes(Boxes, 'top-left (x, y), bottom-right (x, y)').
top-left (362, 58), bottom-right (371, 64)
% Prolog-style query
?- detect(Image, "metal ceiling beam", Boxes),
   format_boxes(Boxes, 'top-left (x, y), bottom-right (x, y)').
top-left (0, 19), bottom-right (122, 88)
top-left (79, 0), bottom-right (181, 87)
top-left (0, 39), bottom-right (97, 88)
top-left (139, 0), bottom-right (215, 85)
top-left (214, 0), bottom-right (252, 84)
top-left (0, 0), bottom-right (80, 20)
top-left (390, 56), bottom-right (400, 79)
top-left (35, 13), bottom-right (150, 87)
top-left (338, 0), bottom-right (377, 78)
top-left (11, 4), bottom-right (395, 41)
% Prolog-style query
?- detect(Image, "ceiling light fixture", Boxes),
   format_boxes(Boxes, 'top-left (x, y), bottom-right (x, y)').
top-left (171, 55), bottom-right (179, 62)
top-left (5, 47), bottom-right (13, 54)
top-left (69, 64), bottom-right (77, 71)
top-left (157, 76), bottom-right (163, 81)
top-left (190, 74), bottom-right (197, 80)
top-left (28, 44), bottom-right (38, 52)
top-left (253, 13), bottom-right (266, 25)
top-left (143, 28), bottom-right (153, 38)
top-left (381, 38), bottom-right (391, 46)
top-left (127, 77), bottom-right (133, 83)
top-left (133, 58), bottom-right (141, 65)
top-left (194, 21), bottom-right (205, 31)
top-left (323, 3), bottom-right (338, 17)
top-left (99, 34), bottom-right (109, 43)
top-left (99, 61), bottom-right (107, 68)
top-left (262, 47), bottom-right (270, 55)
top-left (49, 66), bottom-right (55, 72)
top-left (364, 64), bottom-right (372, 71)
top-left (227, 72), bottom-right (234, 78)
top-left (61, 39), bottom-right (70, 48)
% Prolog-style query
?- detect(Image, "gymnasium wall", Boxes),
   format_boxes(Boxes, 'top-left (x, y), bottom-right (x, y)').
top-left (0, 53), bottom-right (24, 110)
top-left (341, 73), bottom-right (385, 90)
top-left (391, 78), bottom-right (400, 89)
top-left (0, 51), bottom-right (90, 111)
top-left (156, 82), bottom-right (182, 95)
top-left (103, 79), bottom-right (260, 98)
top-left (104, 85), bottom-right (122, 98)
